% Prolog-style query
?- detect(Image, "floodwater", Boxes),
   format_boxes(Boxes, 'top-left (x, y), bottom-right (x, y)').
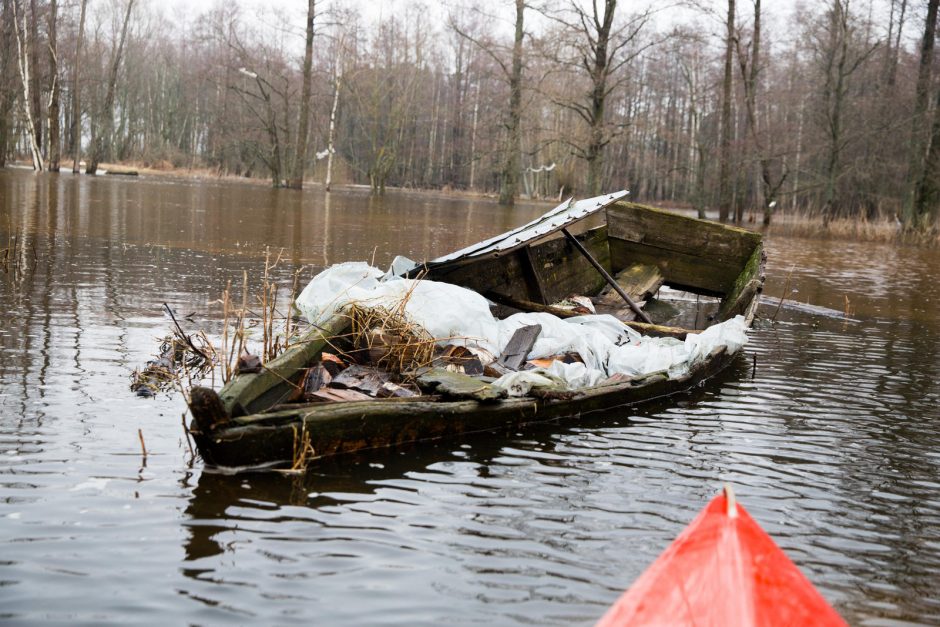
top-left (1, 167), bottom-right (938, 625)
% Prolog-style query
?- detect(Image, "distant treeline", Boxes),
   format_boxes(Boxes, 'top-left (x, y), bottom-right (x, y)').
top-left (1, 0), bottom-right (939, 229)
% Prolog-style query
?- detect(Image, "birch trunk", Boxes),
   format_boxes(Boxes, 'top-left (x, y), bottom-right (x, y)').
top-left (12, 0), bottom-right (43, 171)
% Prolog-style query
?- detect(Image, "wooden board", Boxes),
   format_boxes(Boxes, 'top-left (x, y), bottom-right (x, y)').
top-left (218, 315), bottom-right (350, 417)
top-left (608, 238), bottom-right (738, 295)
top-left (606, 202), bottom-right (761, 267)
top-left (598, 263), bottom-right (664, 306)
top-left (428, 226), bottom-right (611, 304)
top-left (606, 202), bottom-right (761, 296)
top-left (716, 245), bottom-right (765, 321)
top-left (416, 368), bottom-right (503, 401)
top-left (497, 324), bottom-right (542, 370)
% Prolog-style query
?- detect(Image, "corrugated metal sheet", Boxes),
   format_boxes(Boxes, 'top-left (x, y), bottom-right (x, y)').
top-left (427, 190), bottom-right (629, 267)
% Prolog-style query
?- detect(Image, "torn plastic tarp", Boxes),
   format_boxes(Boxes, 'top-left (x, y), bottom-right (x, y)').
top-left (295, 263), bottom-right (749, 390)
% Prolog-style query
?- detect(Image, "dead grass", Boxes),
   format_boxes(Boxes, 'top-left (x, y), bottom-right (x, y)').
top-left (346, 303), bottom-right (438, 375)
top-left (766, 212), bottom-right (940, 246)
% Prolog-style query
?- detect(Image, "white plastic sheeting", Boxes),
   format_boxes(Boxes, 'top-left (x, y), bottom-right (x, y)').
top-left (295, 263), bottom-right (749, 392)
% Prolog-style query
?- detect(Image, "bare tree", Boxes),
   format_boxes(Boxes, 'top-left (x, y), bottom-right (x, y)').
top-left (452, 1), bottom-right (526, 206)
top-left (12, 0), bottom-right (44, 170)
top-left (47, 0), bottom-right (61, 171)
top-left (814, 0), bottom-right (880, 226)
top-left (734, 0), bottom-right (787, 225)
top-left (903, 0), bottom-right (938, 227)
top-left (87, 0), bottom-right (135, 175)
top-left (71, 0), bottom-right (88, 173)
top-left (717, 0), bottom-right (735, 221)
top-left (0, 0), bottom-right (16, 166)
top-left (287, 0), bottom-right (315, 189)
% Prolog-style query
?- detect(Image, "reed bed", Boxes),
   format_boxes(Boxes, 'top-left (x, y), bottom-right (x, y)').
top-left (766, 212), bottom-right (940, 246)
top-left (133, 247), bottom-right (307, 395)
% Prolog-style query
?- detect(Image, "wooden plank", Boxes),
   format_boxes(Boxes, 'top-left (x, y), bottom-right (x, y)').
top-left (484, 292), bottom-right (693, 339)
top-left (416, 367), bottom-right (503, 401)
top-left (427, 226), bottom-right (610, 304)
top-left (311, 388), bottom-right (375, 402)
top-left (528, 226), bottom-right (610, 303)
top-left (716, 244), bottom-right (765, 322)
top-left (218, 315), bottom-right (350, 417)
top-left (608, 238), bottom-right (739, 295)
top-left (520, 245), bottom-right (548, 303)
top-left (497, 324), bottom-right (542, 370)
top-left (560, 227), bottom-right (652, 323)
top-left (600, 263), bottom-right (664, 303)
top-left (606, 202), bottom-right (761, 267)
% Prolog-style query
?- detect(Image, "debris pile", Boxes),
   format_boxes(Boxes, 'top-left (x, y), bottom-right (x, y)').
top-left (287, 262), bottom-right (750, 402)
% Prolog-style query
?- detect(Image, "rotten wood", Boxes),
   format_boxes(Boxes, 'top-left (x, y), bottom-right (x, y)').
top-left (218, 315), bottom-right (349, 417)
top-left (416, 367), bottom-right (503, 401)
top-left (497, 324), bottom-right (542, 371)
top-left (310, 388), bottom-right (374, 402)
top-left (599, 263), bottom-right (664, 305)
top-left (188, 386), bottom-right (229, 433)
top-left (484, 292), bottom-right (694, 340)
top-left (560, 227), bottom-right (653, 324)
top-left (192, 347), bottom-right (739, 468)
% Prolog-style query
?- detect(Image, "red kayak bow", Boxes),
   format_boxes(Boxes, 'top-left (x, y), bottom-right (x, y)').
top-left (597, 487), bottom-right (846, 627)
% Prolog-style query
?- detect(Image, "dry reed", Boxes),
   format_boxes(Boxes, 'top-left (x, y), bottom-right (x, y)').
top-left (767, 212), bottom-right (940, 246)
top-left (346, 302), bottom-right (438, 375)
top-left (290, 422), bottom-right (316, 472)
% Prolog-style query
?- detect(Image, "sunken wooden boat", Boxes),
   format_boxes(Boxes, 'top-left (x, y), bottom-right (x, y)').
top-left (188, 192), bottom-right (764, 468)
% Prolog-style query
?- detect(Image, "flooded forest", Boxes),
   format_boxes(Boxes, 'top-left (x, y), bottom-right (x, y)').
top-left (1, 0), bottom-right (939, 229)
top-left (2, 0), bottom-right (940, 625)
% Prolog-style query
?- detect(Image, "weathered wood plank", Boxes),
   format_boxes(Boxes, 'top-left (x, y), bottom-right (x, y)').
top-left (218, 315), bottom-right (350, 417)
top-left (497, 324), bottom-right (542, 370)
top-left (716, 244), bottom-right (765, 321)
top-left (608, 238), bottom-right (738, 295)
top-left (311, 388), bottom-right (374, 402)
top-left (606, 202), bottom-right (761, 266)
top-left (416, 367), bottom-right (503, 401)
top-left (189, 386), bottom-right (229, 433)
top-left (611, 263), bottom-right (664, 302)
top-left (428, 226), bottom-right (610, 304)
top-left (484, 292), bottom-right (694, 339)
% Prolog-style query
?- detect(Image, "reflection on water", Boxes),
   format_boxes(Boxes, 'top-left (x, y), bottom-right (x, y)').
top-left (1, 168), bottom-right (939, 624)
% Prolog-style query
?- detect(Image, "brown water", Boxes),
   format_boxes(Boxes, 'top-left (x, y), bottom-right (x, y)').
top-left (1, 167), bottom-right (939, 625)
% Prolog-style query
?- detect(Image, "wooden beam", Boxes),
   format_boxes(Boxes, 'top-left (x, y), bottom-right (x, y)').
top-left (561, 227), bottom-right (653, 324)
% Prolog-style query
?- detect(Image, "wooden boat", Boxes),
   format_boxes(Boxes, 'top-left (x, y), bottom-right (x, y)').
top-left (188, 192), bottom-right (764, 468)
top-left (596, 486), bottom-right (846, 626)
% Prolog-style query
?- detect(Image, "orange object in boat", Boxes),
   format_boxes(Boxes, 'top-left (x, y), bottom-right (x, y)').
top-left (596, 486), bottom-right (847, 627)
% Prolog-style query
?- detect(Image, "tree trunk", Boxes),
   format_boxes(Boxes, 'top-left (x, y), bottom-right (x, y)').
top-left (12, 0), bottom-right (43, 171)
top-left (903, 0), bottom-right (938, 227)
top-left (47, 0), bottom-right (60, 172)
top-left (718, 0), bottom-right (735, 222)
top-left (586, 0), bottom-right (617, 196)
top-left (87, 0), bottom-right (134, 175)
top-left (287, 0), bottom-right (314, 190)
top-left (915, 81), bottom-right (940, 225)
top-left (325, 71), bottom-right (340, 192)
top-left (0, 0), bottom-right (15, 167)
top-left (28, 0), bottom-right (41, 156)
top-left (499, 0), bottom-right (524, 207)
top-left (71, 0), bottom-right (87, 173)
